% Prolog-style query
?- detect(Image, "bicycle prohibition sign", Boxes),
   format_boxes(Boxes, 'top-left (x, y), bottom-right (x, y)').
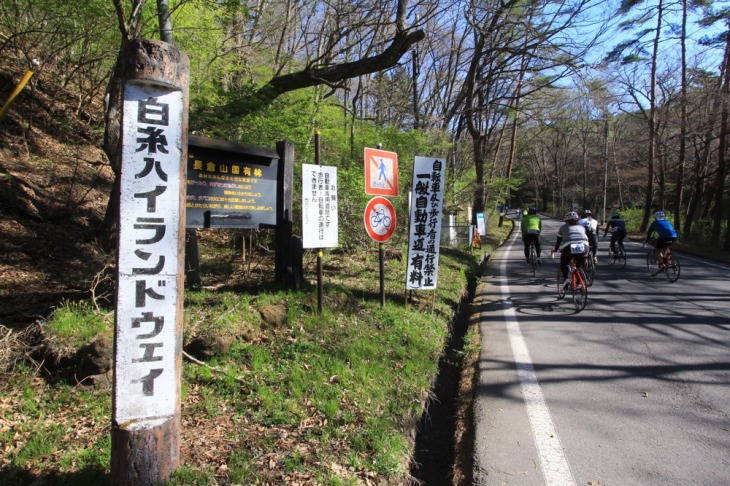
top-left (364, 196), bottom-right (396, 242)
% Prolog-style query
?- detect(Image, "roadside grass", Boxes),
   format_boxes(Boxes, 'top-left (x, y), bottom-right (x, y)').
top-left (0, 218), bottom-right (512, 485)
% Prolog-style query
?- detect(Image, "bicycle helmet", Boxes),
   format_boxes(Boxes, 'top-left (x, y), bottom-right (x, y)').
top-left (582, 209), bottom-right (592, 217)
top-left (528, 207), bottom-right (537, 214)
top-left (564, 211), bottom-right (579, 222)
top-left (654, 211), bottom-right (665, 220)
top-left (611, 212), bottom-right (621, 219)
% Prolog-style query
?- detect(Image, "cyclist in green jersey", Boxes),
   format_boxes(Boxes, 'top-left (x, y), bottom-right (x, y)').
top-left (521, 207), bottom-right (542, 264)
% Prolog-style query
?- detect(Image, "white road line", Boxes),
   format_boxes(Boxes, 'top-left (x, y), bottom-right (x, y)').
top-left (501, 235), bottom-right (576, 486)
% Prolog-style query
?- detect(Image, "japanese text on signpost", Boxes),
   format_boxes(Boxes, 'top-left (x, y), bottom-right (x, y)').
top-left (116, 84), bottom-right (184, 427)
top-left (406, 157), bottom-right (446, 290)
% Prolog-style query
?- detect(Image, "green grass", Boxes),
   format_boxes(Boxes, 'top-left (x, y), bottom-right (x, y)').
top-left (0, 214), bottom-right (514, 484)
top-left (44, 300), bottom-right (108, 349)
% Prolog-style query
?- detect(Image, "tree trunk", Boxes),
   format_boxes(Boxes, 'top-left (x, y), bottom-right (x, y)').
top-left (640, 0), bottom-right (663, 232)
top-left (412, 43), bottom-right (420, 129)
top-left (711, 28), bottom-right (730, 243)
top-left (472, 136), bottom-right (486, 223)
top-left (157, 0), bottom-right (173, 43)
top-left (673, 0), bottom-right (688, 233)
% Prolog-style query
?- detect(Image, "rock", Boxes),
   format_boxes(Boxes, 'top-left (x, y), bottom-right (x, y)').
top-left (185, 333), bottom-right (236, 360)
top-left (259, 304), bottom-right (288, 328)
top-left (75, 335), bottom-right (113, 378)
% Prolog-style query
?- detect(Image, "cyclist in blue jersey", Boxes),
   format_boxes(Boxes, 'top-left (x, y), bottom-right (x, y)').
top-left (603, 212), bottom-right (627, 256)
top-left (644, 211), bottom-right (677, 264)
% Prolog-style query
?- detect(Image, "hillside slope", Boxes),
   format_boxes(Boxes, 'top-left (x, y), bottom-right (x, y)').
top-left (1, 56), bottom-right (114, 331)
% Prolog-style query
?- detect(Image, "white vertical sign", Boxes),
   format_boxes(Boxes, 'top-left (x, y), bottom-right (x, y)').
top-left (115, 83), bottom-right (183, 427)
top-left (302, 164), bottom-right (338, 248)
top-left (406, 157), bottom-right (446, 290)
top-left (476, 212), bottom-right (486, 236)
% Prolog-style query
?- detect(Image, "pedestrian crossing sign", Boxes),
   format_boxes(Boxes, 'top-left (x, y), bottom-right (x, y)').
top-left (364, 147), bottom-right (398, 196)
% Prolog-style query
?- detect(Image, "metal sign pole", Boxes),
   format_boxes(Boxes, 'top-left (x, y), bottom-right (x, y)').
top-left (315, 131), bottom-right (323, 314)
top-left (376, 143), bottom-right (386, 308)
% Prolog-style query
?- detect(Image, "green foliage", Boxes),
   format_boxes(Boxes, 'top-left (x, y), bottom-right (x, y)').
top-left (45, 301), bottom-right (108, 349)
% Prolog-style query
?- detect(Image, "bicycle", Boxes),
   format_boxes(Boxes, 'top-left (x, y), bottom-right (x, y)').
top-left (645, 238), bottom-right (680, 283)
top-left (552, 246), bottom-right (588, 312)
top-left (608, 240), bottom-right (627, 269)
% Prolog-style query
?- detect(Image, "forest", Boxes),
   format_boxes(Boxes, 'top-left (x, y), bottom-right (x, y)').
top-left (2, 0), bottom-right (730, 250)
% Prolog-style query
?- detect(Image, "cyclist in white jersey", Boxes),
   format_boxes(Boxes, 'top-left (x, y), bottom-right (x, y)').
top-left (578, 209), bottom-right (598, 263)
top-left (552, 211), bottom-right (590, 285)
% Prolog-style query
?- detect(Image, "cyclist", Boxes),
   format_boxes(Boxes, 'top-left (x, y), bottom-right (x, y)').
top-left (578, 209), bottom-right (599, 263)
top-left (644, 211), bottom-right (677, 265)
top-left (521, 207), bottom-right (542, 264)
top-left (603, 212), bottom-right (627, 256)
top-left (552, 211), bottom-right (590, 285)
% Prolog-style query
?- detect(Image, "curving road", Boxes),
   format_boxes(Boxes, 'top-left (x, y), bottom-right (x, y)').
top-left (472, 214), bottom-right (730, 485)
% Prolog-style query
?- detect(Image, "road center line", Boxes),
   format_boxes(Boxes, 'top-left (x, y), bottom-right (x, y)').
top-left (500, 235), bottom-right (576, 486)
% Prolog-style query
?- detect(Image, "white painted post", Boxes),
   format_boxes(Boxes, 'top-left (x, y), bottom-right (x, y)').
top-left (111, 38), bottom-right (189, 485)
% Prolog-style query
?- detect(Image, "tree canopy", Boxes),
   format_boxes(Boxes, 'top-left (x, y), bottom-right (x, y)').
top-left (2, 0), bottom-right (730, 249)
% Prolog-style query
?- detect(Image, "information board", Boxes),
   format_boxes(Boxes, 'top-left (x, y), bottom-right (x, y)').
top-left (186, 136), bottom-right (278, 229)
top-left (302, 164), bottom-right (338, 248)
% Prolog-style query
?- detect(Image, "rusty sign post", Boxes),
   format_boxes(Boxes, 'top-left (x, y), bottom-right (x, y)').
top-left (111, 38), bottom-right (189, 485)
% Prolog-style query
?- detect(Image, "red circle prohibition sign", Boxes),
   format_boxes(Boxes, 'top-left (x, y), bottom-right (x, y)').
top-left (364, 196), bottom-right (396, 242)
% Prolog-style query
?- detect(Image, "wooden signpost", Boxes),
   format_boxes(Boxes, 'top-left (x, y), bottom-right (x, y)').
top-left (112, 38), bottom-right (189, 485)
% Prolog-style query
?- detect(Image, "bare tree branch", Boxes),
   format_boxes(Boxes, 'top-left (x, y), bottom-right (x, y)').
top-left (229, 27), bottom-right (425, 113)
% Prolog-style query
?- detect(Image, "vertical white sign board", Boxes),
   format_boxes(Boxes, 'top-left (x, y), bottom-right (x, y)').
top-left (476, 212), bottom-right (486, 236)
top-left (302, 164), bottom-right (338, 248)
top-left (115, 83), bottom-right (183, 428)
top-left (406, 157), bottom-right (446, 290)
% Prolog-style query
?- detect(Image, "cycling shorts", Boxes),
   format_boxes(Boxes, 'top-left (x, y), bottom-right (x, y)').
top-left (656, 237), bottom-right (676, 250)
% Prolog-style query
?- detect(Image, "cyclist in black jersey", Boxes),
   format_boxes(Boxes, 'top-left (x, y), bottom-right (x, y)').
top-left (603, 212), bottom-right (627, 256)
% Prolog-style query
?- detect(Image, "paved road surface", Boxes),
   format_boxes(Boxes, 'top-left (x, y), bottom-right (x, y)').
top-left (472, 215), bottom-right (730, 485)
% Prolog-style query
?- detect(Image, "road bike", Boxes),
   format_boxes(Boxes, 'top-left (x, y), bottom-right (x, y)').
top-left (553, 246), bottom-right (588, 312)
top-left (608, 240), bottom-right (627, 268)
top-left (528, 240), bottom-right (539, 276)
top-left (646, 239), bottom-right (680, 283)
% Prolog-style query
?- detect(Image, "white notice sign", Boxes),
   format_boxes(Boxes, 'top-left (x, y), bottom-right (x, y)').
top-left (115, 83), bottom-right (183, 427)
top-left (406, 157), bottom-right (446, 290)
top-left (302, 164), bottom-right (338, 248)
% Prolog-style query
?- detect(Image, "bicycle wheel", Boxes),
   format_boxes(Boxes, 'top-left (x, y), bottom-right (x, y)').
top-left (556, 269), bottom-right (565, 300)
top-left (529, 244), bottom-right (537, 276)
top-left (571, 268), bottom-right (588, 312)
top-left (616, 245), bottom-right (627, 269)
top-left (607, 248), bottom-right (615, 267)
top-left (665, 252), bottom-right (680, 283)
top-left (584, 255), bottom-right (595, 287)
top-left (646, 250), bottom-right (657, 275)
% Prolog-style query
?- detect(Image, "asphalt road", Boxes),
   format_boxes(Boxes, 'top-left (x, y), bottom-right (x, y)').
top-left (472, 215), bottom-right (730, 485)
